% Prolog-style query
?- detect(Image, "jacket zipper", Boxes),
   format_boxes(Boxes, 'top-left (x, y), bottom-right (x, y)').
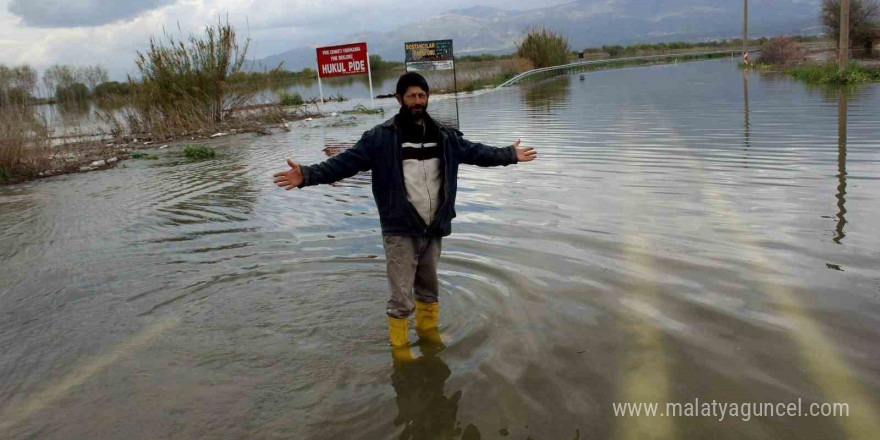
top-left (424, 125), bottom-right (450, 234)
top-left (395, 123), bottom-right (430, 233)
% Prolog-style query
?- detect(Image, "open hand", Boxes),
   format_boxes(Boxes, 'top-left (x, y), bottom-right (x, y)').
top-left (273, 159), bottom-right (304, 190)
top-left (513, 139), bottom-right (537, 162)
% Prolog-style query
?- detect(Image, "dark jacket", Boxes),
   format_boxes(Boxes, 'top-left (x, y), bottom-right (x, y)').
top-left (298, 113), bottom-right (518, 236)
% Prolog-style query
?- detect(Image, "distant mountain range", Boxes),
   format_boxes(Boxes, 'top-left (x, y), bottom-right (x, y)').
top-left (252, 0), bottom-right (822, 71)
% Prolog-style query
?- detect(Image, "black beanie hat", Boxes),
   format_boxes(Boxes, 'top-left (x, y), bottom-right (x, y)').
top-left (395, 72), bottom-right (429, 96)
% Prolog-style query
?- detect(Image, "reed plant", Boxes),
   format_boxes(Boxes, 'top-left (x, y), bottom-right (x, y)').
top-left (134, 19), bottom-right (251, 125)
top-left (0, 102), bottom-right (52, 182)
top-left (516, 27), bottom-right (571, 69)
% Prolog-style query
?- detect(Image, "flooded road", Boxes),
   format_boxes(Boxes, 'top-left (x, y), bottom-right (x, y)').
top-left (2, 59), bottom-right (879, 439)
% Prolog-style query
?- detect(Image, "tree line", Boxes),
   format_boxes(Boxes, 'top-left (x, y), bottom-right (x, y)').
top-left (0, 63), bottom-right (112, 105)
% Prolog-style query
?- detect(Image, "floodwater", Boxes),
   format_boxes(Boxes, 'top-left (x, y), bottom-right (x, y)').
top-left (2, 59), bottom-right (879, 439)
top-left (36, 69), bottom-right (450, 132)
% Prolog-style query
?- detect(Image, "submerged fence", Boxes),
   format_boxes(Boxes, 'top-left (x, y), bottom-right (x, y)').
top-left (497, 50), bottom-right (752, 88)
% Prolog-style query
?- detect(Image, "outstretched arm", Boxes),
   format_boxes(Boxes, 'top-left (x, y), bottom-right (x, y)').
top-left (272, 132), bottom-right (372, 190)
top-left (456, 137), bottom-right (537, 166)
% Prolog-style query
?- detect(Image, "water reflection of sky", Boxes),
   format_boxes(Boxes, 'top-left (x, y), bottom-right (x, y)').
top-left (2, 59), bottom-right (879, 440)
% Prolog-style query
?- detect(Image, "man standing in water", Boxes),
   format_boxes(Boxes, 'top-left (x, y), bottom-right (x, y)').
top-left (272, 72), bottom-right (537, 355)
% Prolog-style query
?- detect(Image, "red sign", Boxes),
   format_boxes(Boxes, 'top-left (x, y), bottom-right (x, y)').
top-left (316, 42), bottom-right (369, 78)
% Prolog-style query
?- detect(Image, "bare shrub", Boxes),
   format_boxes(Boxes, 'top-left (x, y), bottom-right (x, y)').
top-left (758, 37), bottom-right (808, 66)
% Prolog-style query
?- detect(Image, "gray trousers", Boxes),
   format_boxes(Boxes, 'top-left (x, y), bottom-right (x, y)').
top-left (383, 235), bottom-right (442, 319)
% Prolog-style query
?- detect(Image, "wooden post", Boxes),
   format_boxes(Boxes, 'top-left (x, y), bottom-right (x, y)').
top-left (743, 0), bottom-right (749, 62)
top-left (840, 0), bottom-right (850, 72)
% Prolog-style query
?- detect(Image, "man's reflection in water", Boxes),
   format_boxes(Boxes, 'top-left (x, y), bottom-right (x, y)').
top-left (391, 339), bottom-right (481, 439)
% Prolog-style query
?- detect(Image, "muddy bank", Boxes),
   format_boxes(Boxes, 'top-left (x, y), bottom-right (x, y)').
top-left (2, 104), bottom-right (328, 185)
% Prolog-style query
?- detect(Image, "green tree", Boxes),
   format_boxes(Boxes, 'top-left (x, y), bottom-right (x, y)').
top-left (6, 88), bottom-right (33, 105)
top-left (93, 81), bottom-right (131, 98)
top-left (516, 27), bottom-right (571, 69)
top-left (11, 65), bottom-right (37, 93)
top-left (603, 45), bottom-right (625, 57)
top-left (0, 65), bottom-right (38, 105)
top-left (78, 65), bottom-right (109, 91)
top-left (822, 0), bottom-right (880, 55)
top-left (55, 82), bottom-right (90, 103)
top-left (368, 54), bottom-right (402, 71)
top-left (43, 65), bottom-right (76, 94)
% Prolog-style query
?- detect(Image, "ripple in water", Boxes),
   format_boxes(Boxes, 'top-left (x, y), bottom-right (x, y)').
top-left (1, 59), bottom-right (879, 439)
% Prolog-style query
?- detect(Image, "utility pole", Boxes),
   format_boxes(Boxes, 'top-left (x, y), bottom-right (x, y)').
top-left (840, 0), bottom-right (850, 72)
top-left (743, 0), bottom-right (749, 64)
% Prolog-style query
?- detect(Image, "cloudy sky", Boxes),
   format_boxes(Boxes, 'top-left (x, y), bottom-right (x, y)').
top-left (0, 0), bottom-right (572, 79)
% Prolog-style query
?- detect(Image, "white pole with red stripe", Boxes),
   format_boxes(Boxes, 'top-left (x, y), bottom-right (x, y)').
top-left (743, 0), bottom-right (749, 65)
top-left (366, 48), bottom-right (375, 109)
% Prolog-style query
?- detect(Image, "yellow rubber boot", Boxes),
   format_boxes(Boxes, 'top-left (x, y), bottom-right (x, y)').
top-left (414, 301), bottom-right (444, 348)
top-left (388, 316), bottom-right (414, 362)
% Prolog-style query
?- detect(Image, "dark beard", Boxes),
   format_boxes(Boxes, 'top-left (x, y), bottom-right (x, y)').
top-left (399, 104), bottom-right (427, 122)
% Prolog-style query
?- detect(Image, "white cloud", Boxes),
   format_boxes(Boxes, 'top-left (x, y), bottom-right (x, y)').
top-left (8, 0), bottom-right (176, 27)
top-left (0, 0), bottom-right (570, 79)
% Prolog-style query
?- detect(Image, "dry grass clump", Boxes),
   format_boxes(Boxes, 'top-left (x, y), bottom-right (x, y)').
top-left (758, 37), bottom-right (808, 66)
top-left (0, 103), bottom-right (53, 182)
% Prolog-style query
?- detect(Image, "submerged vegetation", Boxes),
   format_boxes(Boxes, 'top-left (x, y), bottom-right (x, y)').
top-left (279, 92), bottom-right (304, 106)
top-left (0, 103), bottom-right (51, 182)
top-left (790, 63), bottom-right (880, 84)
top-left (2, 9), bottom-right (866, 185)
top-left (342, 104), bottom-right (385, 115)
top-left (747, 55), bottom-right (880, 86)
top-left (509, 51), bottom-right (736, 87)
top-left (590, 37), bottom-right (800, 59)
top-left (98, 21), bottom-right (320, 140)
top-left (741, 4), bottom-right (880, 86)
top-left (1, 20), bottom-right (325, 184)
top-left (183, 144), bottom-right (216, 159)
top-left (131, 153), bottom-right (159, 160)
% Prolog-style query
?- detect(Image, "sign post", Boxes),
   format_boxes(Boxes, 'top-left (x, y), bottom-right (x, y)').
top-left (365, 53), bottom-right (375, 109)
top-left (316, 42), bottom-right (373, 110)
top-left (316, 57), bottom-right (325, 108)
top-left (404, 39), bottom-right (458, 126)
